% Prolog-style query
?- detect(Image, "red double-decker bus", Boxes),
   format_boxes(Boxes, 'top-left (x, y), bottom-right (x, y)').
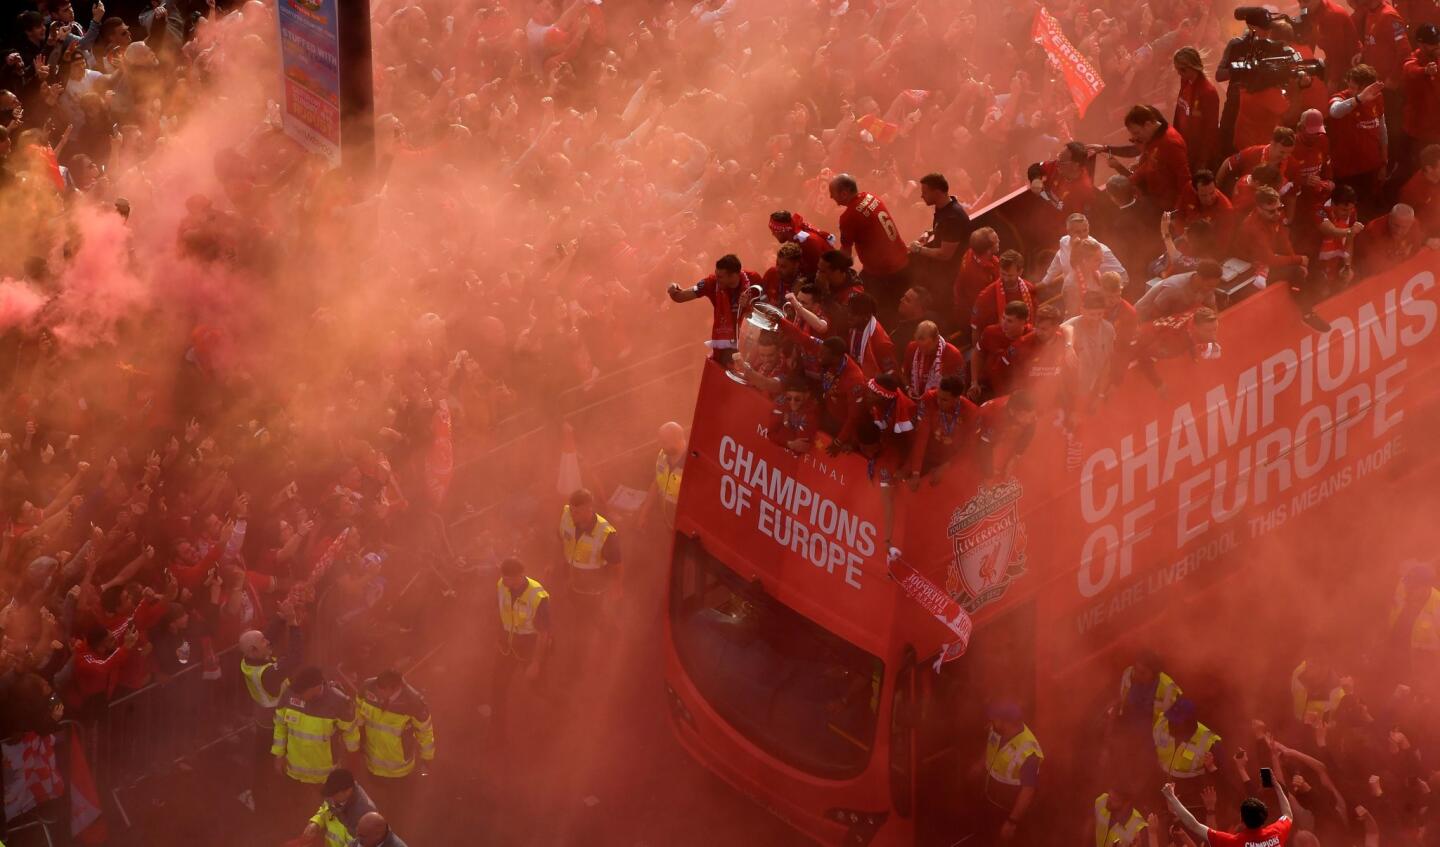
top-left (661, 226), bottom-right (1440, 843)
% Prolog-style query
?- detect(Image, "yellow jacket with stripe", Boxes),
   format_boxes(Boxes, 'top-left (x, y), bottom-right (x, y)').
top-left (356, 678), bottom-right (436, 778)
top-left (271, 684), bottom-right (359, 784)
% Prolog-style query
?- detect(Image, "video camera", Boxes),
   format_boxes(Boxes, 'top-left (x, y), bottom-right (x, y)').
top-left (1225, 7), bottom-right (1325, 90)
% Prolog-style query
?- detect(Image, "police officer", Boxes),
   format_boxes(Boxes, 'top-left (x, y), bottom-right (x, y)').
top-left (1391, 562), bottom-right (1440, 692)
top-left (979, 700), bottom-right (1043, 843)
top-left (238, 629), bottom-right (291, 808)
top-left (300, 768), bottom-right (376, 847)
top-left (1087, 786), bottom-right (1150, 846)
top-left (272, 667), bottom-right (359, 787)
top-left (490, 557), bottom-right (551, 740)
top-left (355, 670), bottom-right (435, 818)
top-left (557, 488), bottom-right (622, 671)
top-left (640, 422), bottom-right (686, 531)
top-left (1152, 698), bottom-right (1222, 813)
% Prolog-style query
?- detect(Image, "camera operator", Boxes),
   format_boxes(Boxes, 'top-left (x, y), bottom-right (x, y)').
top-left (1218, 9), bottom-right (1314, 154)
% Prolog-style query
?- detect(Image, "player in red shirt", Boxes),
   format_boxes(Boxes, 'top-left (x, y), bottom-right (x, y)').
top-left (667, 254), bottom-right (765, 364)
top-left (952, 227), bottom-right (1002, 338)
top-left (1164, 773), bottom-right (1293, 847)
top-left (1172, 170), bottom-right (1237, 245)
top-left (1287, 111), bottom-right (1336, 254)
top-left (777, 320), bottom-right (867, 431)
top-left (973, 390), bottom-right (1038, 480)
top-left (1172, 47), bottom-right (1221, 170)
top-left (1300, 0), bottom-right (1362, 88)
top-left (971, 250), bottom-right (1037, 341)
top-left (1400, 143), bottom-right (1440, 236)
top-left (1315, 184), bottom-right (1365, 287)
top-left (767, 210), bottom-right (834, 278)
top-left (815, 250), bottom-right (866, 308)
top-left (1356, 203), bottom-right (1425, 275)
top-left (903, 320), bottom-right (964, 400)
top-left (761, 242), bottom-right (806, 304)
top-left (1134, 308), bottom-right (1222, 393)
top-left (1216, 126), bottom-right (1296, 192)
top-left (828, 173), bottom-right (909, 305)
top-left (1234, 186), bottom-right (1331, 330)
top-left (1329, 64), bottom-right (1389, 215)
top-left (844, 292), bottom-right (897, 377)
top-left (970, 300), bottom-right (1036, 402)
top-left (1096, 105), bottom-right (1194, 214)
top-left (1031, 142), bottom-right (1097, 216)
top-left (1354, 0), bottom-right (1411, 89)
top-left (1402, 26), bottom-right (1440, 157)
top-left (1021, 304), bottom-right (1079, 425)
top-left (906, 375), bottom-right (976, 488)
top-left (768, 379), bottom-right (821, 454)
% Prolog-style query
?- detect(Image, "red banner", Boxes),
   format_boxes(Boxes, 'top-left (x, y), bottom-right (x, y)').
top-left (1032, 7), bottom-right (1106, 117)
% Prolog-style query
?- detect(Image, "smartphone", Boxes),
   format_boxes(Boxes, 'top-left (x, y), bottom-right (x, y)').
top-left (1260, 767), bottom-right (1274, 788)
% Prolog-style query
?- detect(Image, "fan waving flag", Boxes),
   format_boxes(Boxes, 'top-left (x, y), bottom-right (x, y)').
top-left (1032, 7), bottom-right (1106, 117)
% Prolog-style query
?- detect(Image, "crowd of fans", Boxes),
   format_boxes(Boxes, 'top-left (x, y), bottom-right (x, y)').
top-left (0, 0), bottom-right (1436, 843)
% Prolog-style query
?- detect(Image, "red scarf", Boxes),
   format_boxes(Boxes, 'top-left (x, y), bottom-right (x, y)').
top-left (994, 279), bottom-right (1035, 324)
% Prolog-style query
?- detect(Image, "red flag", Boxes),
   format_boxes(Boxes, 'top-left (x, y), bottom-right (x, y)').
top-left (1031, 7), bottom-right (1106, 117)
top-left (424, 400), bottom-right (454, 507)
top-left (67, 725), bottom-right (107, 844)
top-left (888, 556), bottom-right (973, 671)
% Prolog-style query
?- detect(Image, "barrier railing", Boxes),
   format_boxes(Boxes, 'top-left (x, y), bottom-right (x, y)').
top-left (86, 644), bottom-right (253, 827)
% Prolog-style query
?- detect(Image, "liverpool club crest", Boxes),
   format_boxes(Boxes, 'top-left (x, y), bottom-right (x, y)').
top-left (946, 479), bottom-right (1028, 612)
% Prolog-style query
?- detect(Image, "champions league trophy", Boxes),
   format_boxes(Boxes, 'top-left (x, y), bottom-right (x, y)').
top-left (727, 285), bottom-right (794, 385)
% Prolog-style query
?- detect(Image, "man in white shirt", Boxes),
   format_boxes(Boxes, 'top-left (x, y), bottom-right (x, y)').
top-left (1062, 290), bottom-right (1116, 407)
top-left (1042, 213), bottom-right (1128, 293)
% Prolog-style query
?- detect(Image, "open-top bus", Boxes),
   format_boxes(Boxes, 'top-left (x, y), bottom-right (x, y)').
top-left (661, 224), bottom-right (1440, 844)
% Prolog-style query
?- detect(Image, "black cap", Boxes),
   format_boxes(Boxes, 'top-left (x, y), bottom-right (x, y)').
top-left (1419, 23), bottom-right (1440, 45)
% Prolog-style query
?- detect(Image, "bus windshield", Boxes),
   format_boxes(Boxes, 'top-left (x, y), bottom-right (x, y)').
top-left (669, 538), bottom-right (884, 780)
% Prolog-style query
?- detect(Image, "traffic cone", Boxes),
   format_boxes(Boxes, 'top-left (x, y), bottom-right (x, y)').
top-left (556, 422), bottom-right (583, 497)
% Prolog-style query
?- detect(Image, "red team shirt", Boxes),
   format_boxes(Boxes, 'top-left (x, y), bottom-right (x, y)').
top-left (838, 192), bottom-right (910, 276)
top-left (1206, 817), bottom-right (1292, 847)
top-left (976, 326), bottom-right (1037, 396)
top-left (1329, 88), bottom-right (1388, 177)
top-left (1357, 1), bottom-right (1411, 86)
top-left (1174, 74), bottom-right (1221, 169)
top-left (695, 270), bottom-right (764, 345)
top-left (908, 389), bottom-right (978, 474)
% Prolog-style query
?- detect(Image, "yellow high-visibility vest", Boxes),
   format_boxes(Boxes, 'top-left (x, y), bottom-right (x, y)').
top-left (308, 785), bottom-right (376, 847)
top-left (1390, 584), bottom-right (1440, 652)
top-left (1094, 793), bottom-right (1148, 847)
top-left (560, 505), bottom-right (617, 595)
top-left (1290, 661), bottom-right (1346, 722)
top-left (1118, 666), bottom-right (1181, 722)
top-left (241, 657), bottom-right (287, 709)
top-left (655, 450), bottom-right (684, 525)
top-left (985, 725), bottom-right (1044, 786)
top-left (1153, 717), bottom-right (1220, 778)
top-left (498, 577), bottom-right (549, 637)
top-left (356, 678), bottom-right (436, 779)
top-left (270, 685), bottom-right (359, 784)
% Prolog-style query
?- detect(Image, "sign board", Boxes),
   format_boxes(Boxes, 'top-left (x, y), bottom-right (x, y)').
top-left (277, 0), bottom-right (342, 165)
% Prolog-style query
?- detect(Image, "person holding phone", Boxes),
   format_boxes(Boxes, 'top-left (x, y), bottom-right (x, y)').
top-left (1162, 764), bottom-right (1293, 846)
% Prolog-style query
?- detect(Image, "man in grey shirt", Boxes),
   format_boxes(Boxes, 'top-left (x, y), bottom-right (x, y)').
top-left (1134, 260), bottom-right (1223, 321)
